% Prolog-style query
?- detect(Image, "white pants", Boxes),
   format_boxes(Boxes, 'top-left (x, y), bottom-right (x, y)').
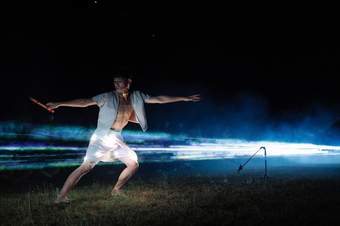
top-left (83, 130), bottom-right (138, 167)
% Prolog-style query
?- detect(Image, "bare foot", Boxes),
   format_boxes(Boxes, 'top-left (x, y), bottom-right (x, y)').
top-left (54, 195), bottom-right (70, 204)
top-left (111, 189), bottom-right (126, 197)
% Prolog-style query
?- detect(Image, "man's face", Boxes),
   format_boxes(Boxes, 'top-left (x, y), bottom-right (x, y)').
top-left (113, 77), bottom-right (131, 92)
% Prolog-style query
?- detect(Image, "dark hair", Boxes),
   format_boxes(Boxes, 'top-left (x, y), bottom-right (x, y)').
top-left (112, 72), bottom-right (135, 81)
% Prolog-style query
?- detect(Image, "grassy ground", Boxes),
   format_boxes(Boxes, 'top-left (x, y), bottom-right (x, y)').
top-left (1, 161), bottom-right (340, 226)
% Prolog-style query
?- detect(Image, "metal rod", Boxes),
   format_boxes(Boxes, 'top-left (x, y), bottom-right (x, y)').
top-left (237, 146), bottom-right (268, 180)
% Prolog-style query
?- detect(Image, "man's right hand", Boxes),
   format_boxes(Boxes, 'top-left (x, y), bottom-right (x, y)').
top-left (46, 102), bottom-right (60, 110)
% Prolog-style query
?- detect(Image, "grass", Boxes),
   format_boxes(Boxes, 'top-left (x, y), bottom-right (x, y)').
top-left (1, 173), bottom-right (340, 226)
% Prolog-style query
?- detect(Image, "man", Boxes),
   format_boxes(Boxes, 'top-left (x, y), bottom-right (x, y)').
top-left (46, 74), bottom-right (200, 204)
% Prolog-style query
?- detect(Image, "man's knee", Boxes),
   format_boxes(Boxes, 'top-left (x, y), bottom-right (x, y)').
top-left (80, 161), bottom-right (96, 173)
top-left (127, 161), bottom-right (139, 170)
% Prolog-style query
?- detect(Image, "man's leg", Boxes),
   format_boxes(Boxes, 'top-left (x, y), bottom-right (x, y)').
top-left (55, 161), bottom-right (95, 203)
top-left (112, 160), bottom-right (139, 194)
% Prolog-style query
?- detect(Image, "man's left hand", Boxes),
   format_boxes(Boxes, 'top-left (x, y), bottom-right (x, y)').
top-left (185, 94), bottom-right (201, 102)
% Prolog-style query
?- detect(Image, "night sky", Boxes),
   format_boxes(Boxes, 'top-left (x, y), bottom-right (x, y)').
top-left (1, 2), bottom-right (339, 140)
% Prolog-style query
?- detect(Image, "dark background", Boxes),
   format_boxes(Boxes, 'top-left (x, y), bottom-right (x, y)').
top-left (1, 1), bottom-right (340, 141)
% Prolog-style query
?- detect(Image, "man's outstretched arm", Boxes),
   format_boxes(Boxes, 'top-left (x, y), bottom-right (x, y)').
top-left (46, 98), bottom-right (97, 110)
top-left (145, 94), bottom-right (200, 104)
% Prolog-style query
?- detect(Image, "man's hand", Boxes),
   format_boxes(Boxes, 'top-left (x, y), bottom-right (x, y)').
top-left (46, 102), bottom-right (60, 110)
top-left (184, 94), bottom-right (201, 102)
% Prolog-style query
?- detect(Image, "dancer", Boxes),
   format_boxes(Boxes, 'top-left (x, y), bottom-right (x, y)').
top-left (46, 74), bottom-right (200, 203)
